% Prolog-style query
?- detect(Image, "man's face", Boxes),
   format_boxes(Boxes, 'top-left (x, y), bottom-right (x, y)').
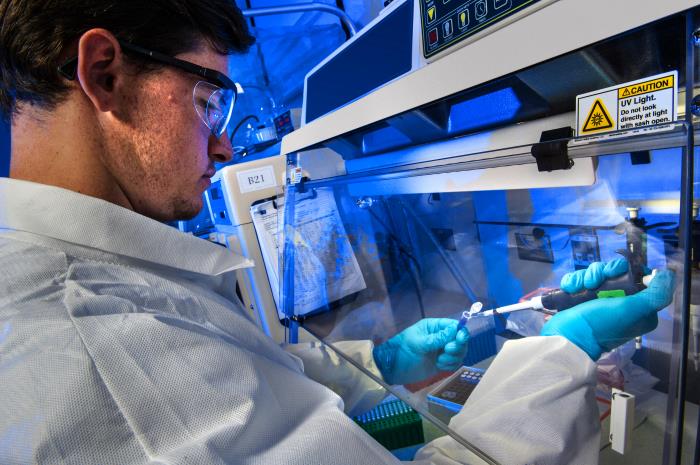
top-left (101, 43), bottom-right (233, 222)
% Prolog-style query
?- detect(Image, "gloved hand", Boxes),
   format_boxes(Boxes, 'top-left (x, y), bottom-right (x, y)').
top-left (541, 259), bottom-right (675, 361)
top-left (373, 318), bottom-right (469, 385)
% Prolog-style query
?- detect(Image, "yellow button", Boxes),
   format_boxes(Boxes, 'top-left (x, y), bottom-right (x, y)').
top-left (427, 6), bottom-right (436, 23)
top-left (458, 10), bottom-right (468, 28)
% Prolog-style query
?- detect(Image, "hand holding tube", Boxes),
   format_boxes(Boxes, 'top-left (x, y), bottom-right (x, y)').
top-left (373, 318), bottom-right (469, 385)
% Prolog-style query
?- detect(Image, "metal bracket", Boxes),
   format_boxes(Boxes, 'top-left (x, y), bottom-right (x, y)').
top-left (630, 150), bottom-right (651, 165)
top-left (284, 314), bottom-right (306, 325)
top-left (610, 388), bottom-right (635, 455)
top-left (531, 126), bottom-right (575, 172)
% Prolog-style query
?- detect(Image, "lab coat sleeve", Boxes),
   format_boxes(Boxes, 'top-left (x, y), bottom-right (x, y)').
top-left (414, 336), bottom-right (601, 465)
top-left (284, 340), bottom-right (387, 417)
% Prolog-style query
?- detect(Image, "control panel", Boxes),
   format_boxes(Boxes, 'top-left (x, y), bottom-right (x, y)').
top-left (420, 0), bottom-right (541, 58)
top-left (274, 110), bottom-right (295, 139)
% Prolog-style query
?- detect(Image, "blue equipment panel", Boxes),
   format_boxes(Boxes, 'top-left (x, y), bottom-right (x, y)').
top-left (305, 0), bottom-right (414, 123)
top-left (421, 0), bottom-right (541, 58)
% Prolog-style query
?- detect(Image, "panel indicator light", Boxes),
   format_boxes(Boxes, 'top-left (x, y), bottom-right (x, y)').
top-left (442, 19), bottom-right (453, 38)
top-left (475, 0), bottom-right (487, 19)
top-left (458, 9), bottom-right (469, 29)
top-left (427, 6), bottom-right (437, 23)
top-left (428, 28), bottom-right (439, 45)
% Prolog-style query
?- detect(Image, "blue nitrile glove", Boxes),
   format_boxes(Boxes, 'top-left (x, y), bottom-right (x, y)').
top-left (373, 318), bottom-right (469, 385)
top-left (541, 259), bottom-right (675, 361)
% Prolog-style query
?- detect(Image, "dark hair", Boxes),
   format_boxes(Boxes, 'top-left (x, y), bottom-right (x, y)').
top-left (0, 0), bottom-right (255, 119)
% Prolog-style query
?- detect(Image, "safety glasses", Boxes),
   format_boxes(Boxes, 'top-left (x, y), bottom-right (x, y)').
top-left (58, 40), bottom-right (238, 137)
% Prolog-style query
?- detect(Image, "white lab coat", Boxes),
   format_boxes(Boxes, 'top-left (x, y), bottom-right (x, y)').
top-left (0, 177), bottom-right (600, 465)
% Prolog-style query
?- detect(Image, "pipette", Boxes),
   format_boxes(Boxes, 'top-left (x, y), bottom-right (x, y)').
top-left (476, 300), bottom-right (543, 318)
top-left (474, 270), bottom-right (657, 318)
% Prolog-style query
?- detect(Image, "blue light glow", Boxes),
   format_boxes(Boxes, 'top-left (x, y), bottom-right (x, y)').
top-left (449, 87), bottom-right (522, 133)
top-left (363, 125), bottom-right (413, 154)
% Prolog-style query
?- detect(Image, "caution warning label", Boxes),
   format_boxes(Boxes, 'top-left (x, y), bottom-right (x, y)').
top-left (576, 71), bottom-right (677, 138)
top-left (618, 75), bottom-right (674, 99)
top-left (581, 99), bottom-right (614, 133)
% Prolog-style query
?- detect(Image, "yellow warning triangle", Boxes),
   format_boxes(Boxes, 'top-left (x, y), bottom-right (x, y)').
top-left (428, 7), bottom-right (435, 20)
top-left (582, 99), bottom-right (614, 133)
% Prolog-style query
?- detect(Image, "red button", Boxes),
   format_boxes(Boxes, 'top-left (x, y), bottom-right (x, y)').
top-left (428, 28), bottom-right (438, 45)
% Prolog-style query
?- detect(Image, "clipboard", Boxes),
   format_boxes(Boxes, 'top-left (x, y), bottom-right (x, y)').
top-left (251, 188), bottom-right (366, 319)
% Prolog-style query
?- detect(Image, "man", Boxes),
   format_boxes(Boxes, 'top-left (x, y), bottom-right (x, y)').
top-left (0, 1), bottom-right (674, 464)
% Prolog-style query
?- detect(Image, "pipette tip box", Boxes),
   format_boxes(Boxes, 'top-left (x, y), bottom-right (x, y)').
top-left (353, 399), bottom-right (424, 450)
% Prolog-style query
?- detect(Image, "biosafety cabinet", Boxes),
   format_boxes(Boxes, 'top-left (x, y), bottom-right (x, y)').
top-left (279, 1), bottom-right (700, 463)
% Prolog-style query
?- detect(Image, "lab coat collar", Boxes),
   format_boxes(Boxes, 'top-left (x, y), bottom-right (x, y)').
top-left (0, 178), bottom-right (253, 276)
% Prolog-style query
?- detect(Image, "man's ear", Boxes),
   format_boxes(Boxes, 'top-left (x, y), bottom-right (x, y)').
top-left (75, 29), bottom-right (124, 112)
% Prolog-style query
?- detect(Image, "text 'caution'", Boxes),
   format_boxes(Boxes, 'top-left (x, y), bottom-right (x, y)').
top-left (576, 71), bottom-right (677, 139)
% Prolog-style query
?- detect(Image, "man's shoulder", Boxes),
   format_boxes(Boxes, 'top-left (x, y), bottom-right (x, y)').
top-left (0, 231), bottom-right (167, 298)
top-left (0, 233), bottom-right (71, 306)
top-left (0, 232), bottom-right (70, 270)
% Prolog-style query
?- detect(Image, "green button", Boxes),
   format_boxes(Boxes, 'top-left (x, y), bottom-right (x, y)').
top-left (597, 289), bottom-right (627, 299)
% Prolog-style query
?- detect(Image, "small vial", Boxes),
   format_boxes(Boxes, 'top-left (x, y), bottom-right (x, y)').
top-left (457, 302), bottom-right (482, 331)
